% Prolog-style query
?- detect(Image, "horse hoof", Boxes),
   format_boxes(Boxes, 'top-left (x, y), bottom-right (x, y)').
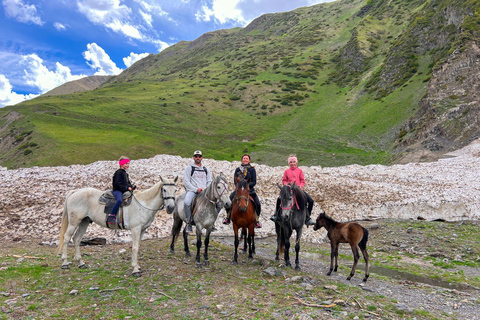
top-left (232, 260), bottom-right (238, 265)
top-left (78, 264), bottom-right (88, 269)
top-left (195, 262), bottom-right (202, 268)
top-left (346, 276), bottom-right (352, 280)
top-left (326, 272), bottom-right (332, 276)
top-left (203, 260), bottom-right (210, 266)
top-left (185, 252), bottom-right (192, 257)
top-left (295, 266), bottom-right (301, 271)
top-left (169, 249), bottom-right (174, 254)
top-left (61, 264), bottom-right (70, 270)
top-left (132, 271), bottom-right (142, 277)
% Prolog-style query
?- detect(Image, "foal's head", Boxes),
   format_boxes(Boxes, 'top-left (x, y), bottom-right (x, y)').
top-left (313, 211), bottom-right (330, 231)
top-left (235, 176), bottom-right (250, 212)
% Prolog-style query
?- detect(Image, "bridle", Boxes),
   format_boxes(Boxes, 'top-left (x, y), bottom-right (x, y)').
top-left (234, 184), bottom-right (250, 209)
top-left (280, 185), bottom-right (300, 211)
top-left (206, 177), bottom-right (228, 205)
top-left (133, 182), bottom-right (176, 212)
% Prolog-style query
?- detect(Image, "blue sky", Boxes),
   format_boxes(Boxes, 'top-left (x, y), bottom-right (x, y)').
top-left (0, 0), bottom-right (333, 108)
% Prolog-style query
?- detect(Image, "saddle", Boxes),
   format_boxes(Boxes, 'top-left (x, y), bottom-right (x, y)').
top-left (99, 190), bottom-right (133, 214)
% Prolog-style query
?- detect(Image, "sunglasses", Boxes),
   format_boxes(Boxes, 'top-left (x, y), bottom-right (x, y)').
top-left (194, 155), bottom-right (202, 158)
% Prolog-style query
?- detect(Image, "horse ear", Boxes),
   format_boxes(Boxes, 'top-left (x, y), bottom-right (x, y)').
top-left (277, 183), bottom-right (282, 190)
top-left (159, 176), bottom-right (164, 183)
top-left (174, 175), bottom-right (178, 183)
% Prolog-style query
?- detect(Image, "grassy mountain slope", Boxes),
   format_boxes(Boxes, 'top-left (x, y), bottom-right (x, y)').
top-left (1, 0), bottom-right (479, 168)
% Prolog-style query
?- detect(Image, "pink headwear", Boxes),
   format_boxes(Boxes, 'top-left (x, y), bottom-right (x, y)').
top-left (288, 156), bottom-right (298, 163)
top-left (119, 159), bottom-right (130, 166)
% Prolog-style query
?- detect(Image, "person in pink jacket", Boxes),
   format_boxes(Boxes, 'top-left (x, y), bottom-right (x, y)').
top-left (270, 155), bottom-right (315, 226)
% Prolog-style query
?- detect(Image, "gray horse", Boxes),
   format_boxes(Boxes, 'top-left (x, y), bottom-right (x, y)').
top-left (170, 173), bottom-right (231, 266)
top-left (275, 182), bottom-right (306, 270)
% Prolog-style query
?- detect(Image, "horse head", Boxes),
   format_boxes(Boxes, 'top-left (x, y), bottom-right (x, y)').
top-left (215, 172), bottom-right (231, 209)
top-left (279, 184), bottom-right (295, 221)
top-left (234, 175), bottom-right (250, 212)
top-left (313, 211), bottom-right (327, 231)
top-left (160, 175), bottom-right (178, 214)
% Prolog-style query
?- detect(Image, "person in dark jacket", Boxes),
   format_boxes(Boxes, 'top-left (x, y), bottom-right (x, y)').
top-left (223, 154), bottom-right (262, 228)
top-left (108, 156), bottom-right (136, 225)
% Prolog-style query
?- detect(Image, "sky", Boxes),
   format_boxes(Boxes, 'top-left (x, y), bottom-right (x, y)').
top-left (0, 0), bottom-right (333, 108)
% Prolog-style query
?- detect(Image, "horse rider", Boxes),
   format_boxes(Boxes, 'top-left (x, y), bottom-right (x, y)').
top-left (270, 155), bottom-right (315, 226)
top-left (223, 153), bottom-right (262, 228)
top-left (108, 156), bottom-right (136, 225)
top-left (183, 150), bottom-right (213, 232)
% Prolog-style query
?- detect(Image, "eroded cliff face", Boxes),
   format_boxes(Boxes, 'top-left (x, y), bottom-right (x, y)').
top-left (2, 138), bottom-right (480, 245)
top-left (395, 41), bottom-right (480, 163)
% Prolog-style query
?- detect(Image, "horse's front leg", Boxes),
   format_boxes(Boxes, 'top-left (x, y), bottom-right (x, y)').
top-left (242, 229), bottom-right (247, 253)
top-left (327, 242), bottom-right (336, 276)
top-left (284, 229), bottom-right (292, 268)
top-left (130, 227), bottom-right (142, 276)
top-left (233, 225), bottom-right (239, 264)
top-left (72, 219), bottom-right (90, 269)
top-left (294, 235), bottom-right (301, 271)
top-left (275, 224), bottom-right (281, 261)
top-left (247, 227), bottom-right (254, 259)
top-left (195, 229), bottom-right (203, 267)
top-left (183, 227), bottom-right (191, 257)
top-left (203, 229), bottom-right (212, 266)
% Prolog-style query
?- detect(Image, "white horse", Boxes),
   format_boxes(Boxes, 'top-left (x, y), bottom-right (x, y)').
top-left (57, 176), bottom-right (178, 276)
top-left (170, 173), bottom-right (231, 266)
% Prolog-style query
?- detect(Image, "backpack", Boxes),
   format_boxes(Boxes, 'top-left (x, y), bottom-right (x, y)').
top-left (191, 165), bottom-right (208, 177)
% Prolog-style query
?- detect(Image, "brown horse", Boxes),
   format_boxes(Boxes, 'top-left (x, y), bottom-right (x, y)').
top-left (313, 211), bottom-right (370, 282)
top-left (231, 176), bottom-right (256, 263)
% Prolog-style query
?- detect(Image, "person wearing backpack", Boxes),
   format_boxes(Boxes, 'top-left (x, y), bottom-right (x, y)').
top-left (183, 150), bottom-right (212, 232)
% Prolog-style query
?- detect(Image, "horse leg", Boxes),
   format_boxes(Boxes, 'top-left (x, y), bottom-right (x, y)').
top-left (284, 229), bottom-right (292, 268)
top-left (195, 230), bottom-right (202, 267)
top-left (347, 244), bottom-right (360, 280)
top-left (170, 215), bottom-right (183, 254)
top-left (233, 225), bottom-right (239, 264)
top-left (275, 224), bottom-right (281, 261)
top-left (327, 242), bottom-right (336, 276)
top-left (247, 226), bottom-right (254, 259)
top-left (294, 232), bottom-right (301, 271)
top-left (72, 218), bottom-right (90, 269)
top-left (182, 227), bottom-right (191, 257)
top-left (61, 224), bottom-right (78, 269)
top-left (130, 226), bottom-right (142, 276)
top-left (361, 247), bottom-right (370, 282)
top-left (242, 228), bottom-right (247, 253)
top-left (203, 230), bottom-right (211, 266)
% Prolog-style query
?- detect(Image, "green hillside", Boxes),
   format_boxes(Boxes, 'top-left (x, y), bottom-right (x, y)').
top-left (1, 0), bottom-right (479, 168)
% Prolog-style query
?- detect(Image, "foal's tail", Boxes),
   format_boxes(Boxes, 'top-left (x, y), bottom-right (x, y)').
top-left (56, 190), bottom-right (75, 255)
top-left (359, 227), bottom-right (369, 251)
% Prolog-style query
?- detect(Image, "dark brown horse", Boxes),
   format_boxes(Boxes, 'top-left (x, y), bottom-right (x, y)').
top-left (231, 176), bottom-right (256, 263)
top-left (313, 211), bottom-right (370, 282)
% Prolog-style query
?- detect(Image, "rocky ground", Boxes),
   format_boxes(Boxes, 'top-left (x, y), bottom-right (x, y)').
top-left (2, 140), bottom-right (480, 319)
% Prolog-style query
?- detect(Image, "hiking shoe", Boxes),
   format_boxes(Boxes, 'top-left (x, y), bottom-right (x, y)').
top-left (211, 226), bottom-right (217, 231)
top-left (186, 224), bottom-right (193, 232)
top-left (107, 215), bottom-right (116, 225)
top-left (306, 218), bottom-right (315, 226)
top-left (254, 221), bottom-right (262, 228)
top-left (223, 218), bottom-right (230, 225)
top-left (270, 215), bottom-right (278, 222)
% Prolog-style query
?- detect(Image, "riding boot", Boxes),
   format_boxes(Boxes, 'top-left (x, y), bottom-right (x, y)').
top-left (305, 208), bottom-right (315, 226)
top-left (184, 204), bottom-right (193, 232)
top-left (254, 203), bottom-right (262, 228)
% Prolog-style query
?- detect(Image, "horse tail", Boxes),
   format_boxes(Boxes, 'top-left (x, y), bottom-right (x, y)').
top-left (57, 190), bottom-right (75, 254)
top-left (359, 227), bottom-right (369, 251)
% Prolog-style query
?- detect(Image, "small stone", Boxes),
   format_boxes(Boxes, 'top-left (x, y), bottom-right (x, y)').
top-left (69, 289), bottom-right (79, 295)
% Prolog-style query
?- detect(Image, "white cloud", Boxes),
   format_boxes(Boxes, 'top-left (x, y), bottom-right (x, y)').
top-left (134, 0), bottom-right (167, 17)
top-left (53, 22), bottom-right (67, 31)
top-left (83, 43), bottom-right (123, 75)
top-left (123, 52), bottom-right (149, 68)
top-left (21, 54), bottom-right (87, 93)
top-left (106, 19), bottom-right (143, 39)
top-left (139, 10), bottom-right (152, 27)
top-left (0, 74), bottom-right (37, 108)
top-left (2, 0), bottom-right (44, 25)
top-left (195, 0), bottom-right (246, 25)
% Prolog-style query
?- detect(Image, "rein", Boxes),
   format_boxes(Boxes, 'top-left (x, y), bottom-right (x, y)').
top-left (205, 178), bottom-right (228, 205)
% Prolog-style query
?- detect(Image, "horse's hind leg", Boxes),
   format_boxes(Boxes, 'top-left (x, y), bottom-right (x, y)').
top-left (182, 228), bottom-right (191, 257)
top-left (72, 218), bottom-right (90, 269)
top-left (130, 226), bottom-right (142, 276)
top-left (169, 216), bottom-right (183, 254)
top-left (195, 230), bottom-right (203, 267)
top-left (61, 224), bottom-right (78, 269)
top-left (203, 230), bottom-right (212, 266)
top-left (361, 248), bottom-right (369, 282)
top-left (347, 245), bottom-right (361, 280)
top-left (247, 231), bottom-right (253, 259)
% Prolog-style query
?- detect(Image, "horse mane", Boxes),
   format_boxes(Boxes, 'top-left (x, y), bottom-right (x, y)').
top-left (135, 181), bottom-right (163, 201)
top-left (321, 211), bottom-right (337, 226)
top-left (291, 184), bottom-right (306, 211)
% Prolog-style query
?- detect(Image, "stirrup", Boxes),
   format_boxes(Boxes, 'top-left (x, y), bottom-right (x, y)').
top-left (223, 218), bottom-right (230, 225)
